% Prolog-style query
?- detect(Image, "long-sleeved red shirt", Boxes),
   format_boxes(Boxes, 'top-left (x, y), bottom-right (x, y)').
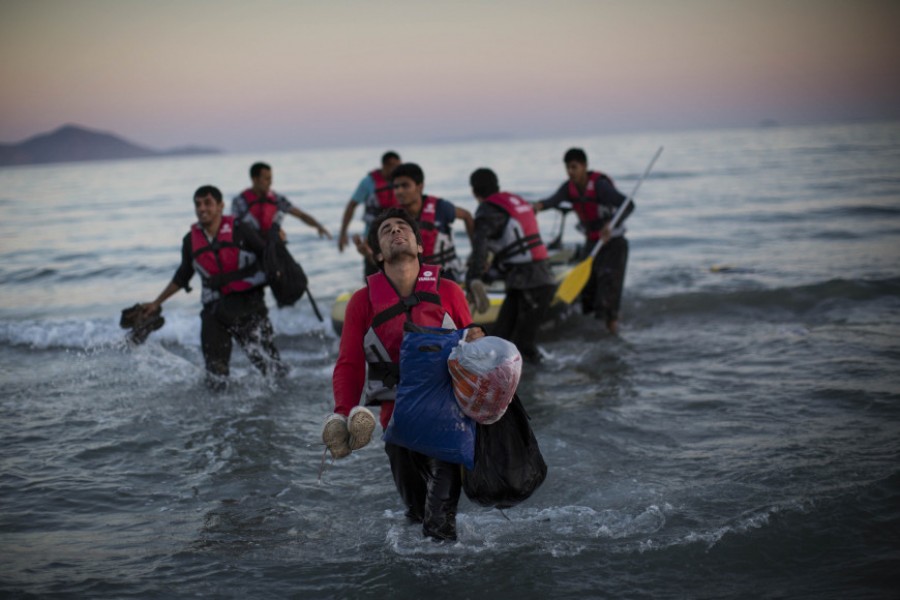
top-left (332, 277), bottom-right (473, 429)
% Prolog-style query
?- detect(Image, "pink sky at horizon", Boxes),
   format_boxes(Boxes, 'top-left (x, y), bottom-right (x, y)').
top-left (1, 0), bottom-right (899, 152)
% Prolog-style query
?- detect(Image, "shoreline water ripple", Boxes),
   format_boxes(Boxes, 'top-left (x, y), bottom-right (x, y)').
top-left (2, 122), bottom-right (899, 598)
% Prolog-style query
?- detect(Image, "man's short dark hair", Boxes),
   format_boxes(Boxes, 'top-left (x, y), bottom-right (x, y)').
top-left (367, 207), bottom-right (423, 269)
top-left (381, 151), bottom-right (400, 166)
top-left (194, 185), bottom-right (223, 203)
top-left (469, 168), bottom-right (499, 199)
top-left (564, 148), bottom-right (587, 165)
top-left (250, 162), bottom-right (271, 179)
top-left (390, 162), bottom-right (424, 185)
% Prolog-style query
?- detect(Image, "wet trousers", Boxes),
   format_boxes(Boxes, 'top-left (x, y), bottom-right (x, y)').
top-left (200, 288), bottom-right (284, 383)
top-left (490, 284), bottom-right (555, 363)
top-left (385, 442), bottom-right (461, 541)
top-left (581, 236), bottom-right (629, 323)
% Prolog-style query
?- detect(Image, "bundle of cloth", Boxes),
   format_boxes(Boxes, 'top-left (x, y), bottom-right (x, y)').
top-left (120, 304), bottom-right (164, 345)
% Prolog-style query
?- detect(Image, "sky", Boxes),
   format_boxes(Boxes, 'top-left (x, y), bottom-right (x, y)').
top-left (1, 0), bottom-right (899, 152)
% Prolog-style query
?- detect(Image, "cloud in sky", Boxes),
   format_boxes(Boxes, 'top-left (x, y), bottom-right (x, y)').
top-left (2, 0), bottom-right (899, 152)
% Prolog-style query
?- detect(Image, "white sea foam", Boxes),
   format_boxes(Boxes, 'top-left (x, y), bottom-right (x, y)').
top-left (0, 301), bottom-right (330, 351)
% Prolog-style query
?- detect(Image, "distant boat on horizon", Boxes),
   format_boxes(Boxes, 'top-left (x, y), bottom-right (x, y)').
top-left (0, 124), bottom-right (221, 167)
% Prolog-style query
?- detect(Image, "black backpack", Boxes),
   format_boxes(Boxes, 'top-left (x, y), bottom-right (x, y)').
top-left (263, 223), bottom-right (308, 308)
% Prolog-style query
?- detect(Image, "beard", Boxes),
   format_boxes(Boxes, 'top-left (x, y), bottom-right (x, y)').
top-left (382, 239), bottom-right (420, 264)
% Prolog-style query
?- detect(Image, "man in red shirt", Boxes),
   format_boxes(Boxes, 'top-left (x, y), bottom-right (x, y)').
top-left (326, 207), bottom-right (483, 541)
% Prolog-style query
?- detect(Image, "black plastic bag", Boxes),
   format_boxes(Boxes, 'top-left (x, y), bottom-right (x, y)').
top-left (263, 223), bottom-right (308, 308)
top-left (462, 394), bottom-right (547, 509)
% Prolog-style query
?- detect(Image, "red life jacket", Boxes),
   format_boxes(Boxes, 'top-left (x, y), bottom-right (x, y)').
top-left (191, 216), bottom-right (264, 302)
top-left (567, 171), bottom-right (614, 241)
top-left (484, 192), bottom-right (548, 265)
top-left (362, 264), bottom-right (457, 403)
top-left (418, 195), bottom-right (439, 258)
top-left (369, 169), bottom-right (397, 211)
top-left (416, 195), bottom-right (458, 266)
top-left (240, 189), bottom-right (280, 234)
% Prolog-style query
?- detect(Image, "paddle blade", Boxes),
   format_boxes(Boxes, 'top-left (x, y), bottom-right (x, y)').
top-left (554, 257), bottom-right (593, 304)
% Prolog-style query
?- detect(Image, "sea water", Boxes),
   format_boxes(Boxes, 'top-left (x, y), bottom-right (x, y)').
top-left (1, 122), bottom-right (899, 598)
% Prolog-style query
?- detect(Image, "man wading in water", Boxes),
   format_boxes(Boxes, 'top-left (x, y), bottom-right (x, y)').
top-left (142, 185), bottom-right (286, 390)
top-left (324, 207), bottom-right (484, 541)
top-left (534, 148), bottom-right (634, 334)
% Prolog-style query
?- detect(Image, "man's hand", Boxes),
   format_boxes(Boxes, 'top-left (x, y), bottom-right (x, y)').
top-left (338, 232), bottom-right (349, 252)
top-left (140, 301), bottom-right (161, 319)
top-left (352, 234), bottom-right (373, 260)
top-left (600, 224), bottom-right (613, 243)
top-left (465, 326), bottom-right (486, 342)
top-left (467, 279), bottom-right (490, 314)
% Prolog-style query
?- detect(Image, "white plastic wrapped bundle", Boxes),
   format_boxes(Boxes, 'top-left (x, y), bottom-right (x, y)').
top-left (448, 335), bottom-right (522, 424)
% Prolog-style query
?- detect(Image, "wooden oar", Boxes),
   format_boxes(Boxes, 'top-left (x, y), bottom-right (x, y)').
top-left (554, 146), bottom-right (663, 305)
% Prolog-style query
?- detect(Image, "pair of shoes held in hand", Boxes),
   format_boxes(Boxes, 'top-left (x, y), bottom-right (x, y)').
top-left (322, 406), bottom-right (376, 459)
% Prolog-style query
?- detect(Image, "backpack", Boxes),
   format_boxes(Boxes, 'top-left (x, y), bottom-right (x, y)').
top-left (263, 223), bottom-right (308, 307)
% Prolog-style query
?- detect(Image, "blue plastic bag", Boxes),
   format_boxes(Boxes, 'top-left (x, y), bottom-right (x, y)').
top-left (383, 324), bottom-right (476, 470)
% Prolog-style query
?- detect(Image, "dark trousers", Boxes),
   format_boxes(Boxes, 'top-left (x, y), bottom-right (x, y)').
top-left (200, 289), bottom-right (284, 382)
top-left (581, 236), bottom-right (629, 323)
top-left (490, 284), bottom-right (555, 363)
top-left (385, 442), bottom-right (461, 541)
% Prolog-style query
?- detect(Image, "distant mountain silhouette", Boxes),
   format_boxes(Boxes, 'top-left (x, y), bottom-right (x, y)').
top-left (0, 124), bottom-right (221, 166)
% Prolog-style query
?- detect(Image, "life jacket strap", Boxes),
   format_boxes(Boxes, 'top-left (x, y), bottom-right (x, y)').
top-left (247, 196), bottom-right (279, 208)
top-left (191, 239), bottom-right (239, 260)
top-left (368, 360), bottom-right (400, 390)
top-left (494, 231), bottom-right (543, 263)
top-left (370, 291), bottom-right (442, 329)
top-left (424, 247), bottom-right (457, 264)
top-left (205, 263), bottom-right (259, 291)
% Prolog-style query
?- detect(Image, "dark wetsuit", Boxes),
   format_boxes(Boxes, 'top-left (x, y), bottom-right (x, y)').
top-left (541, 177), bottom-right (634, 324)
top-left (172, 222), bottom-right (284, 385)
